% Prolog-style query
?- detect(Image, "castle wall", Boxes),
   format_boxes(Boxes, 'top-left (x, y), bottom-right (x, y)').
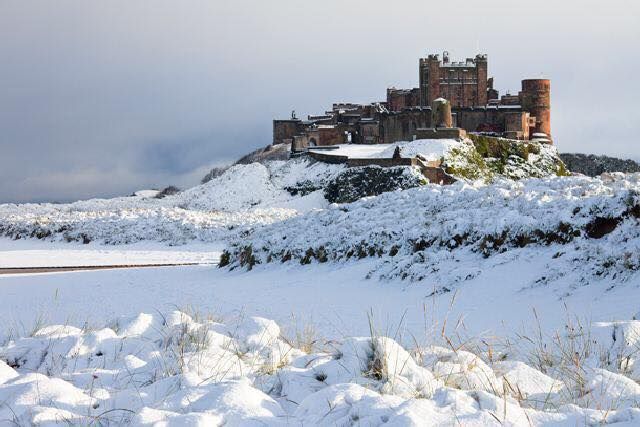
top-left (306, 150), bottom-right (348, 164)
top-left (273, 120), bottom-right (303, 145)
top-left (315, 126), bottom-right (347, 146)
top-left (357, 122), bottom-right (381, 144)
top-left (379, 109), bottom-right (432, 143)
top-left (503, 111), bottom-right (530, 140)
top-left (415, 127), bottom-right (466, 140)
top-left (454, 108), bottom-right (530, 138)
top-left (455, 109), bottom-right (498, 133)
top-left (387, 88), bottom-right (420, 111)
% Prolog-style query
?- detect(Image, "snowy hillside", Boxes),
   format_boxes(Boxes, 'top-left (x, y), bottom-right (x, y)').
top-left (0, 139), bottom-right (566, 246)
top-left (561, 153), bottom-right (640, 177)
top-left (2, 143), bottom-right (640, 426)
top-left (223, 172), bottom-right (640, 289)
top-left (0, 159), bottom-right (345, 245)
top-left (308, 137), bottom-right (566, 182)
top-left (3, 310), bottom-right (640, 425)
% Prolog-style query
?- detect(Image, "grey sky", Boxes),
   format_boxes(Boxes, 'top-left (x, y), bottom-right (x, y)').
top-left (1, 0), bottom-right (638, 203)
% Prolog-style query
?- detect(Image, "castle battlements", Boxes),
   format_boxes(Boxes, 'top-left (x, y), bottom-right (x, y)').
top-left (274, 51), bottom-right (551, 149)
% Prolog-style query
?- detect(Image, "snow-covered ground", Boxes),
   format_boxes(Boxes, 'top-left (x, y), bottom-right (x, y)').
top-left (3, 308), bottom-right (640, 425)
top-left (1, 250), bottom-right (639, 341)
top-left (308, 139), bottom-right (458, 161)
top-left (0, 240), bottom-right (221, 268)
top-left (1, 149), bottom-right (640, 425)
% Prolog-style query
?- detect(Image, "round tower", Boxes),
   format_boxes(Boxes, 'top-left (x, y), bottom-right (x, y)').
top-left (431, 98), bottom-right (452, 128)
top-left (520, 79), bottom-right (551, 139)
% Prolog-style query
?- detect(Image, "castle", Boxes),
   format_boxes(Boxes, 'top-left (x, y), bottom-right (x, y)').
top-left (273, 51), bottom-right (551, 151)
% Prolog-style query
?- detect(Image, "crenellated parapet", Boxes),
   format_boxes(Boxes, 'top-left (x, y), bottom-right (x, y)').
top-left (276, 50), bottom-right (552, 148)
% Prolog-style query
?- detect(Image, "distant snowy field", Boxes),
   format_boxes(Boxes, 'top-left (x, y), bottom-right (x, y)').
top-left (0, 239), bottom-right (221, 268)
top-left (2, 142), bottom-right (640, 425)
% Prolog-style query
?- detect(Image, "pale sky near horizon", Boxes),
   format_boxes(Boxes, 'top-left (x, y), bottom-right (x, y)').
top-left (1, 0), bottom-right (639, 203)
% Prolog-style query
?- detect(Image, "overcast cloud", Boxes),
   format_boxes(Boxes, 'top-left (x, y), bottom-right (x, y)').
top-left (1, 0), bottom-right (639, 203)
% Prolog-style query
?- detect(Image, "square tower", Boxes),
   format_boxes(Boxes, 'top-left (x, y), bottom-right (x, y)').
top-left (419, 51), bottom-right (489, 107)
top-left (419, 54), bottom-right (440, 106)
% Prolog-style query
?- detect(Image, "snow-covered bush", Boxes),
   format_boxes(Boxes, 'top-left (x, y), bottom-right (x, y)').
top-left (154, 185), bottom-right (180, 199)
top-left (324, 165), bottom-right (426, 204)
top-left (224, 174), bottom-right (640, 284)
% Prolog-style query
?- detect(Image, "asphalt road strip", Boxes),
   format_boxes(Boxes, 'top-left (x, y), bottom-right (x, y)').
top-left (0, 263), bottom-right (217, 275)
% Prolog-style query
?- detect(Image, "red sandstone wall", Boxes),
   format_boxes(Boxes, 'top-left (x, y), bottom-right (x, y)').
top-left (379, 110), bottom-right (431, 143)
top-left (520, 79), bottom-right (551, 137)
top-left (427, 58), bottom-right (440, 106)
top-left (387, 88), bottom-right (421, 112)
top-left (475, 55), bottom-right (488, 106)
top-left (273, 120), bottom-right (301, 145)
top-left (317, 127), bottom-right (346, 146)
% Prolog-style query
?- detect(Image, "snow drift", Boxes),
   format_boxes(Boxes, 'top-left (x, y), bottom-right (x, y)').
top-left (3, 311), bottom-right (640, 425)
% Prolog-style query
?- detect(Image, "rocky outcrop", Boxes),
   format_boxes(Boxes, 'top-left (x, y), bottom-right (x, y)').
top-left (465, 134), bottom-right (569, 181)
top-left (154, 185), bottom-right (180, 199)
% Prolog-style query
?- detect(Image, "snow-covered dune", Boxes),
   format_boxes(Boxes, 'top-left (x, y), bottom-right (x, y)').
top-left (224, 172), bottom-right (640, 289)
top-left (2, 311), bottom-right (640, 425)
top-left (2, 147), bottom-right (640, 425)
top-left (0, 159), bottom-right (344, 245)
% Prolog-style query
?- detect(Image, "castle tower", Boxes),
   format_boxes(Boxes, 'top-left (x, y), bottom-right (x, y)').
top-left (475, 54), bottom-right (488, 106)
top-left (520, 79), bottom-right (551, 138)
top-left (419, 54), bottom-right (440, 106)
top-left (419, 52), bottom-right (489, 108)
top-left (431, 98), bottom-right (452, 128)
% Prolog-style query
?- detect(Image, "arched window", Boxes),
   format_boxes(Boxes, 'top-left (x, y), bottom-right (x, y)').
top-left (308, 138), bottom-right (317, 147)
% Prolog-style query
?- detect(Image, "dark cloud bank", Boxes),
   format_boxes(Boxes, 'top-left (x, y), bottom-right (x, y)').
top-left (1, 0), bottom-right (638, 203)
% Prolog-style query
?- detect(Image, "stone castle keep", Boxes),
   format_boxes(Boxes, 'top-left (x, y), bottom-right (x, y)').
top-left (273, 51), bottom-right (551, 150)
